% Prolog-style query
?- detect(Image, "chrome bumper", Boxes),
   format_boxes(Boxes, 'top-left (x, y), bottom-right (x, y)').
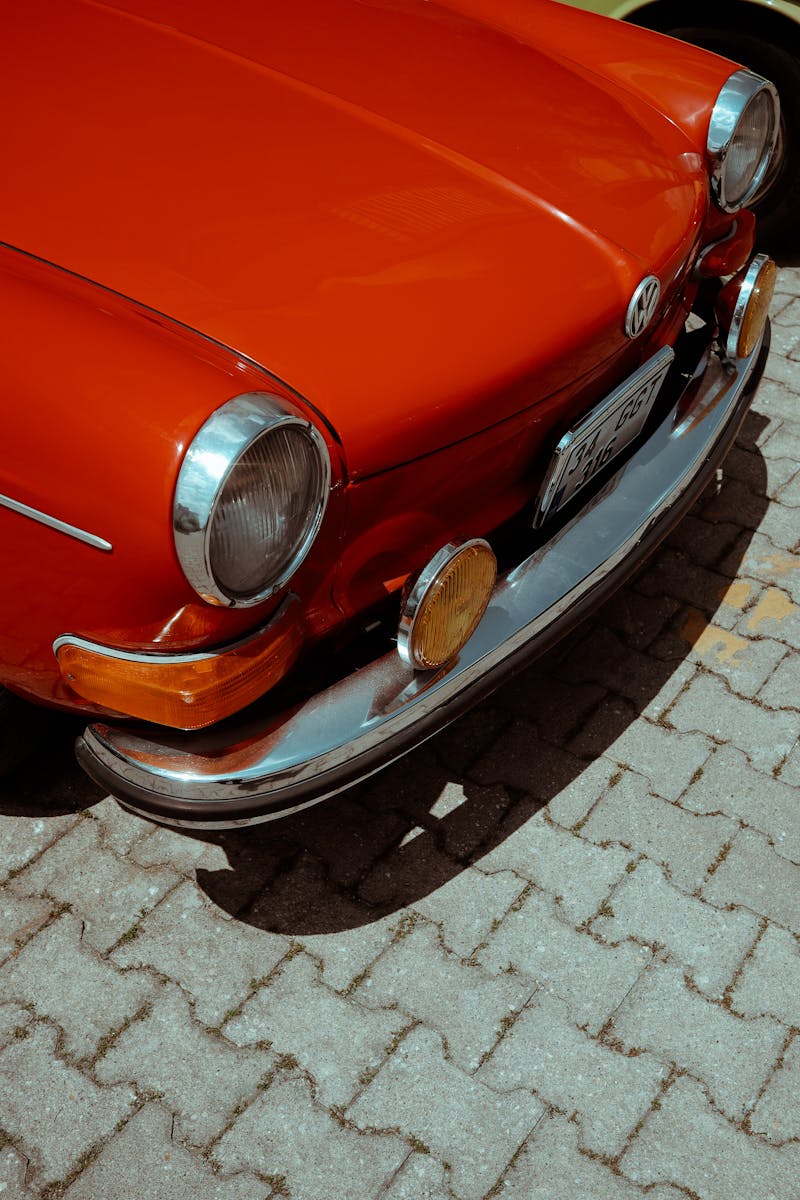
top-left (77, 333), bottom-right (767, 828)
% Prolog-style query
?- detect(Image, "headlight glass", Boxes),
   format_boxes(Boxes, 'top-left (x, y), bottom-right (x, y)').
top-left (174, 393), bottom-right (330, 607)
top-left (708, 71), bottom-right (780, 213)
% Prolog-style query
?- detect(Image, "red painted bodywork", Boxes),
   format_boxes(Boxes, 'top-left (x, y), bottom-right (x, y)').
top-left (0, 0), bottom-right (738, 716)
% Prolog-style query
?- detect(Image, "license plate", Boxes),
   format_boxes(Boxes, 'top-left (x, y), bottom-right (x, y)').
top-left (535, 346), bottom-right (674, 526)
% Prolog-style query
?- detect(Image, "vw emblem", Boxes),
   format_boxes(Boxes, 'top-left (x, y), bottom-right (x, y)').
top-left (625, 276), bottom-right (661, 339)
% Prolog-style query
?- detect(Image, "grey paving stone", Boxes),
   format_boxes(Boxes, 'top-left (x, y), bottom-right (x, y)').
top-left (593, 859), bottom-right (760, 999)
top-left (354, 832), bottom-right (459, 909)
top-left (645, 1189), bottom-right (704, 1200)
top-left (722, 444), bottom-right (798, 500)
top-left (763, 323), bottom-right (800, 360)
top-left (680, 617), bottom-right (788, 699)
top-left (477, 989), bottom-right (665, 1158)
top-left (754, 499), bottom-right (800, 555)
top-left (712, 576), bottom-right (763, 624)
top-left (112, 881), bottom-right (289, 1026)
top-left (95, 982), bottom-right (274, 1146)
top-left (352, 921), bottom-right (532, 1073)
top-left (378, 1151), bottom-right (452, 1200)
top-left (479, 888), bottom-right (651, 1033)
top-left (701, 475), bottom-right (777, 532)
top-left (638, 661), bottom-right (699, 723)
top-left (213, 1073), bottom-right (408, 1199)
top-left (0, 1000), bottom-right (32, 1048)
top-left (0, 892), bottom-right (52, 963)
top-left (412, 779), bottom-right (514, 862)
top-left (611, 961), bottom-right (786, 1121)
top-left (566, 693), bottom-right (639, 760)
top-left (580, 769), bottom-right (737, 893)
top-left (621, 1074), bottom-right (800, 1200)
top-left (468, 724), bottom-right (584, 798)
top-left (772, 291), bottom-right (800, 319)
top-left (0, 1144), bottom-right (34, 1199)
top-left (0, 1023), bottom-right (135, 1187)
top-left (129, 823), bottom-right (232, 875)
top-left (543, 756), bottom-right (623, 830)
top-left (243, 854), bottom-right (396, 993)
top-left (348, 1025), bottom-right (544, 1200)
top-left (772, 264), bottom-right (800, 293)
top-left (0, 913), bottom-right (156, 1060)
top-left (749, 1035), bottom-right (800, 1144)
top-left (0, 811), bottom-right (79, 883)
top-left (667, 673), bottom-right (799, 773)
top-left (493, 671), bottom-right (607, 745)
top-left (557, 627), bottom-right (670, 707)
top-left (432, 701), bottom-right (511, 773)
top-left (666, 513), bottom-right (743, 574)
top-left (634, 545), bottom-right (734, 616)
top-left (88, 796), bottom-right (152, 857)
top-left (411, 865), bottom-right (526, 960)
top-left (476, 810), bottom-right (629, 925)
top-left (730, 923), bottom-right (800, 1025)
top-left (703, 828), bottom-right (800, 930)
top-left (10, 817), bottom-right (180, 952)
top-left (493, 1112), bottom-right (643, 1200)
top-left (595, 585), bottom-right (681, 650)
top-left (762, 422), bottom-right (800, 462)
top-left (224, 951), bottom-right (403, 1109)
top-left (763, 352), bottom-right (800, 394)
top-left (353, 743), bottom-right (447, 829)
top-left (592, 719), bottom-right (712, 803)
top-left (759, 653), bottom-right (800, 716)
top-left (736, 536), bottom-right (800, 605)
top-left (284, 793), bottom-right (415, 890)
top-left (736, 584), bottom-right (800, 651)
top-left (62, 1104), bottom-right (270, 1200)
top-left (682, 744), bottom-right (800, 861)
top-left (776, 740), bottom-right (800, 787)
top-left (776, 468), bottom-right (800, 507)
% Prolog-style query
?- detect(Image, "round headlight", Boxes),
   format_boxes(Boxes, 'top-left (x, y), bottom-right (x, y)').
top-left (707, 70), bottom-right (780, 213)
top-left (174, 393), bottom-right (330, 607)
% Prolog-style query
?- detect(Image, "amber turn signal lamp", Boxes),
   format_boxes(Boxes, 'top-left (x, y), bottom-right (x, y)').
top-left (717, 253), bottom-right (776, 360)
top-left (54, 609), bottom-right (302, 730)
top-left (398, 539), bottom-right (497, 671)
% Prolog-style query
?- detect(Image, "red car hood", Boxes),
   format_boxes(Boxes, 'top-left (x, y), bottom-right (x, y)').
top-left (1, 0), bottom-right (726, 476)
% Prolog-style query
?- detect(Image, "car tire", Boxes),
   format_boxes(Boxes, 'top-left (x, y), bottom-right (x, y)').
top-left (0, 687), bottom-right (49, 775)
top-left (666, 27), bottom-right (800, 247)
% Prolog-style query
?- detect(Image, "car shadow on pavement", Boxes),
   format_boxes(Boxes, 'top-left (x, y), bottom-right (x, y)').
top-left (0, 410), bottom-right (772, 934)
top-left (0, 714), bottom-right (102, 819)
top-left (187, 407), bottom-right (772, 935)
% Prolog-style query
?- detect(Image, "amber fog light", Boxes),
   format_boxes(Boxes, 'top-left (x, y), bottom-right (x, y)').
top-left (719, 253), bottom-right (776, 360)
top-left (398, 540), bottom-right (497, 671)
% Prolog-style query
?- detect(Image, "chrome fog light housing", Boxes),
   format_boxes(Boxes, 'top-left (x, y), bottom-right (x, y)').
top-left (708, 70), bottom-right (780, 213)
top-left (721, 253), bottom-right (776, 360)
top-left (398, 539), bottom-right (497, 670)
top-left (174, 393), bottom-right (330, 607)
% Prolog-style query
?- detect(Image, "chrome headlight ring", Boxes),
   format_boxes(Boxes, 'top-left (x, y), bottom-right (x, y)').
top-left (173, 392), bottom-right (331, 608)
top-left (707, 70), bottom-right (780, 213)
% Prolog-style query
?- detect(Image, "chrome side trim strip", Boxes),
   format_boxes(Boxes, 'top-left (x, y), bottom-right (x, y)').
top-left (0, 492), bottom-right (112, 552)
top-left (80, 335), bottom-right (764, 825)
top-left (53, 595), bottom-right (296, 664)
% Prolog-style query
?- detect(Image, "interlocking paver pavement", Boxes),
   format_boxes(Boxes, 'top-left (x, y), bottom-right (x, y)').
top-left (0, 264), bottom-right (798, 1198)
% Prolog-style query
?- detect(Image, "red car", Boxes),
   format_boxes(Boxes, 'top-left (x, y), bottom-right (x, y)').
top-left (0, 0), bottom-right (779, 827)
